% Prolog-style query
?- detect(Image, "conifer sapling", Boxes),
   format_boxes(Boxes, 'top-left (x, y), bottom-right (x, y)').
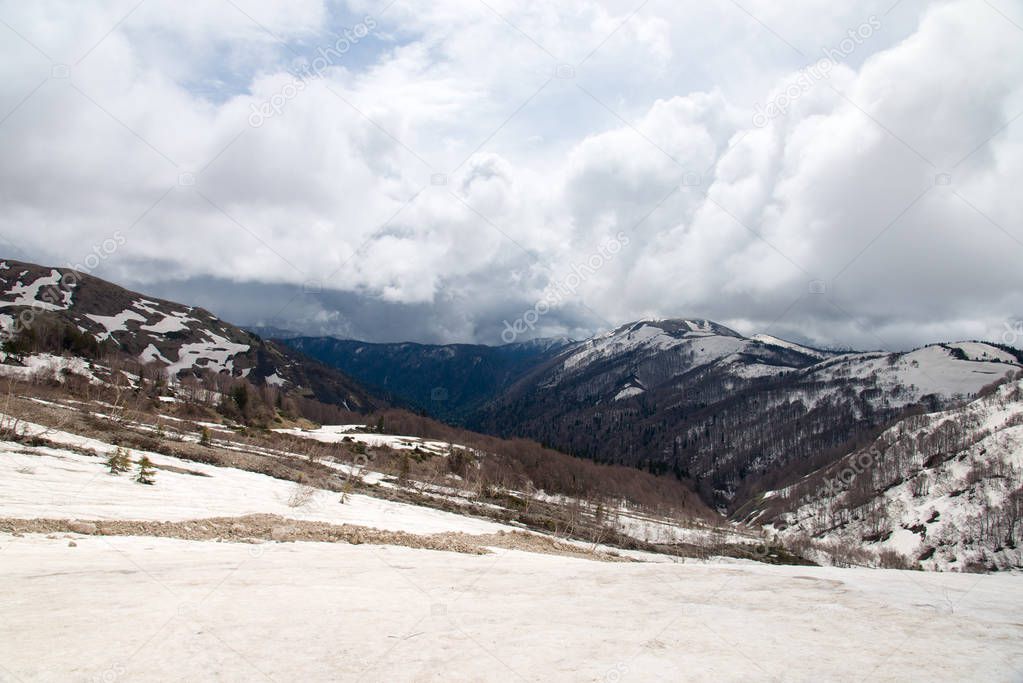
top-left (135, 456), bottom-right (157, 485)
top-left (106, 447), bottom-right (131, 475)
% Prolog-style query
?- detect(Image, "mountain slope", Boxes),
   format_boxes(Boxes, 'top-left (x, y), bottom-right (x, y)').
top-left (0, 260), bottom-right (381, 411)
top-left (282, 336), bottom-right (574, 423)
top-left (744, 377), bottom-right (1023, 570)
top-left (473, 319), bottom-right (1021, 510)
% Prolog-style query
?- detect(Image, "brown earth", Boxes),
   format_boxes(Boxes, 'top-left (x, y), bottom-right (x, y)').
top-left (0, 515), bottom-right (630, 562)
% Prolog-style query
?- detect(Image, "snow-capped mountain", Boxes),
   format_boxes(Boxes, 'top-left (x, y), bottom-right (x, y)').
top-left (746, 378), bottom-right (1023, 571)
top-left (473, 318), bottom-right (1021, 509)
top-left (547, 318), bottom-right (829, 389)
top-left (0, 260), bottom-right (380, 410)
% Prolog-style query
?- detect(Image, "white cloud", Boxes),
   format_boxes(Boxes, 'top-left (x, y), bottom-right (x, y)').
top-left (0, 0), bottom-right (1019, 348)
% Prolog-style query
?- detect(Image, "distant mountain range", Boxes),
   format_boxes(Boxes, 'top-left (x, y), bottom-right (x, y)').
top-left (283, 336), bottom-right (574, 423)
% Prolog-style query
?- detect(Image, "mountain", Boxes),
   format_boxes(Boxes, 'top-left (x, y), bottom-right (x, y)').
top-left (289, 317), bottom-right (1020, 511)
top-left (281, 336), bottom-right (575, 423)
top-left (474, 319), bottom-right (1021, 509)
top-left (0, 260), bottom-right (381, 411)
top-left (741, 377), bottom-right (1023, 570)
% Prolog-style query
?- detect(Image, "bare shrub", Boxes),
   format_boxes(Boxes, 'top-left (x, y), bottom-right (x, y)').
top-left (877, 548), bottom-right (916, 570)
top-left (287, 483), bottom-right (317, 508)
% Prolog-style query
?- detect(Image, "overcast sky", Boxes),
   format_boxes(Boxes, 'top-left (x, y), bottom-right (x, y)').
top-left (0, 0), bottom-right (1020, 348)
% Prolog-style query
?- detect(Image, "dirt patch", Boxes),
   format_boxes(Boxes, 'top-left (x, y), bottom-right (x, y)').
top-left (472, 531), bottom-right (630, 562)
top-left (0, 515), bottom-right (626, 561)
top-left (0, 515), bottom-right (486, 555)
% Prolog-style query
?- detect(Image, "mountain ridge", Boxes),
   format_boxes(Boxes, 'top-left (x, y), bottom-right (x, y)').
top-left (0, 259), bottom-right (382, 412)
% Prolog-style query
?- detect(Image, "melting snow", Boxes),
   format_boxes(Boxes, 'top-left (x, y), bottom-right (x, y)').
top-left (0, 354), bottom-right (99, 383)
top-left (86, 310), bottom-right (147, 340)
top-left (274, 426), bottom-right (453, 455)
top-left (139, 344), bottom-right (171, 365)
top-left (165, 332), bottom-right (249, 377)
top-left (141, 312), bottom-right (194, 334)
top-left (0, 270), bottom-right (71, 311)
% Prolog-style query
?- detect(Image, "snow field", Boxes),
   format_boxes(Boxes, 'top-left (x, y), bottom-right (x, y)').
top-left (1, 534), bottom-right (1021, 682)
top-left (274, 425), bottom-right (455, 455)
top-left (0, 417), bottom-right (515, 536)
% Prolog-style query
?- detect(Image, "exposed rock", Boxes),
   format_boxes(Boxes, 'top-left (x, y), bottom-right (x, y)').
top-left (67, 521), bottom-right (97, 535)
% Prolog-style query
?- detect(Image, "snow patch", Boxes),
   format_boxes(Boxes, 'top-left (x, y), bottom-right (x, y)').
top-left (86, 310), bottom-right (147, 340)
top-left (0, 270), bottom-right (71, 311)
top-left (614, 386), bottom-right (645, 401)
top-left (141, 312), bottom-right (194, 334)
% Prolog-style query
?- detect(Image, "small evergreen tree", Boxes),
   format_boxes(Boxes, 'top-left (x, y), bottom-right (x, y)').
top-left (199, 427), bottom-right (212, 447)
top-left (374, 416), bottom-right (385, 434)
top-left (106, 447), bottom-right (131, 475)
top-left (135, 456), bottom-right (157, 485)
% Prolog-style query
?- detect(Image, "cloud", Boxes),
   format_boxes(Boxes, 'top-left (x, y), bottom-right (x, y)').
top-left (0, 0), bottom-right (1019, 349)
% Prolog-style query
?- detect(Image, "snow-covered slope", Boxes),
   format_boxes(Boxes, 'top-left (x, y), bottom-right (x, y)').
top-left (751, 333), bottom-right (832, 360)
top-left (562, 319), bottom-right (751, 371)
top-left (4, 535), bottom-right (1022, 681)
top-left (552, 319), bottom-right (1015, 409)
top-left (799, 344), bottom-right (1016, 409)
top-left (0, 426), bottom-right (512, 535)
top-left (555, 319), bottom-right (833, 379)
top-left (756, 379), bottom-right (1023, 571)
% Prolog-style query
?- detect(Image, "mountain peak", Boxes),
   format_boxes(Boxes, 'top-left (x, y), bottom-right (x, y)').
top-left (610, 318), bottom-right (745, 340)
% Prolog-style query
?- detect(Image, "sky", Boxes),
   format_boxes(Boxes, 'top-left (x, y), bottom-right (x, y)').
top-left (0, 0), bottom-right (1020, 349)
